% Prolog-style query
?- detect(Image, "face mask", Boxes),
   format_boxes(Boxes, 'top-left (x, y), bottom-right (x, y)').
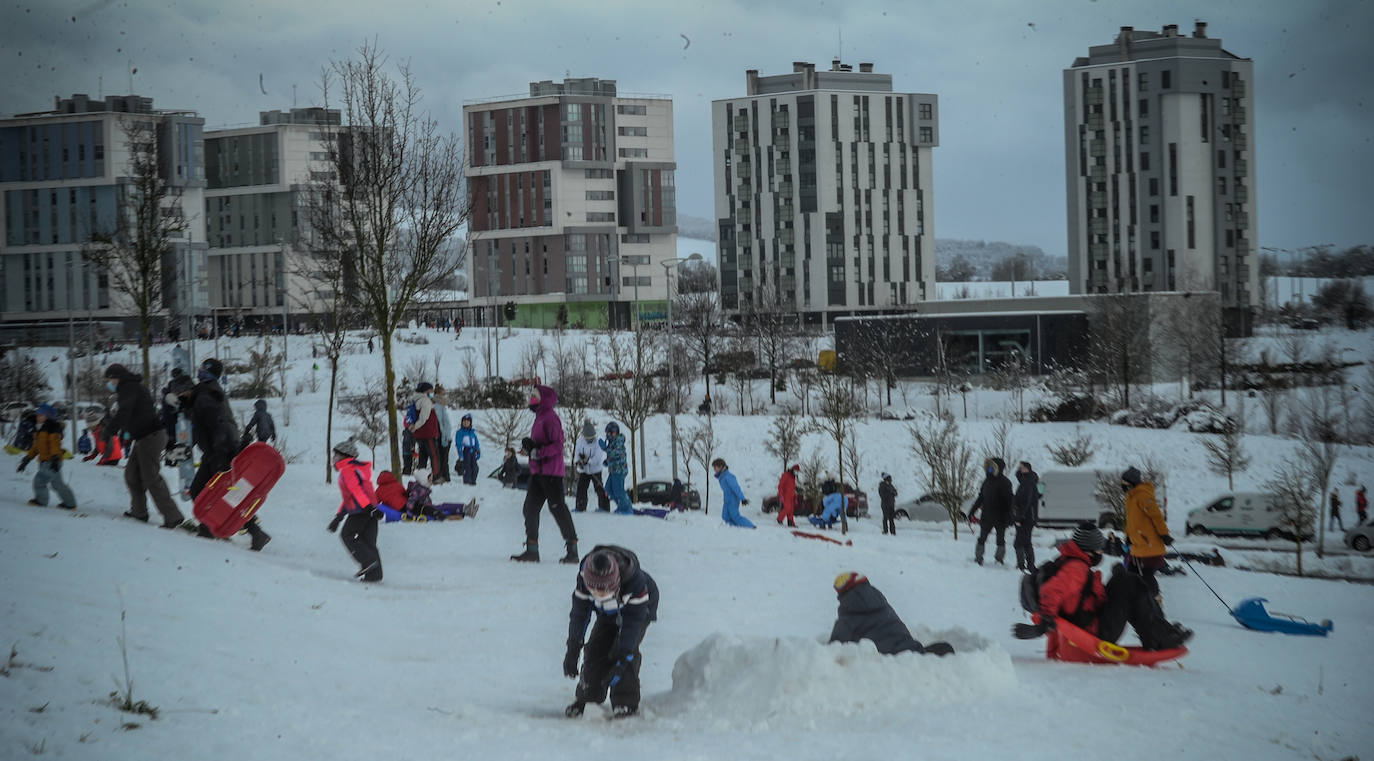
top-left (1121, 482), bottom-right (1132, 493)
top-left (106, 379), bottom-right (117, 392)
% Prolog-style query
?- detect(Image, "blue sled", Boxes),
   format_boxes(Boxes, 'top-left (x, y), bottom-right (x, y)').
top-left (1231, 597), bottom-right (1333, 636)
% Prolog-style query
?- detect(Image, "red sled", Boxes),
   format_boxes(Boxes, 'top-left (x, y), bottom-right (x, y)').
top-left (1047, 618), bottom-right (1188, 667)
top-left (193, 443), bottom-right (286, 538)
top-left (791, 530), bottom-right (853, 546)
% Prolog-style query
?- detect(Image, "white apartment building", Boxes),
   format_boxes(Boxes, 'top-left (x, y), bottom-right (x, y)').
top-left (712, 60), bottom-right (939, 326)
top-left (463, 77), bottom-right (677, 330)
top-left (1064, 22), bottom-right (1257, 331)
top-left (0, 94), bottom-right (207, 337)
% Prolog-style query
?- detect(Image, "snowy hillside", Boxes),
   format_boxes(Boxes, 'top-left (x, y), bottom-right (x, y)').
top-left (2, 329), bottom-right (1372, 760)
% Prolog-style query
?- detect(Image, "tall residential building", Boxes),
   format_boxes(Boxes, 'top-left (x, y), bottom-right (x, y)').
top-left (0, 94), bottom-right (206, 332)
top-left (204, 107), bottom-right (340, 328)
top-left (463, 77), bottom-right (677, 329)
top-left (712, 60), bottom-right (938, 325)
top-left (1064, 22), bottom-right (1256, 329)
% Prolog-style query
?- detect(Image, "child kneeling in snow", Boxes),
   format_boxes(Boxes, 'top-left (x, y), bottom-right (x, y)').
top-left (808, 490), bottom-right (846, 529)
top-left (829, 572), bottom-right (953, 656)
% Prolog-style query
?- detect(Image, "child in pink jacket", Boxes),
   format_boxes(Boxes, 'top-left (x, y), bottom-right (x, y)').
top-left (327, 439), bottom-right (383, 582)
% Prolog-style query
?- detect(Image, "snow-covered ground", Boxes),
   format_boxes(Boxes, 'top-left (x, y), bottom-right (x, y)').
top-left (2, 329), bottom-right (1372, 760)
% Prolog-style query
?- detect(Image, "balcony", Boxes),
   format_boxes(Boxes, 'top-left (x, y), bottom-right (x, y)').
top-left (1089, 243), bottom-right (1109, 258)
top-left (737, 164), bottom-right (752, 179)
top-left (1090, 165), bottom-right (1107, 183)
top-left (1087, 113), bottom-right (1104, 130)
top-left (772, 113), bottom-right (790, 128)
top-left (1232, 80), bottom-right (1246, 98)
top-left (1089, 191), bottom-right (1107, 207)
top-left (737, 209), bottom-right (752, 225)
top-left (1090, 139), bottom-right (1106, 156)
top-left (1236, 236), bottom-right (1251, 250)
top-left (1234, 159), bottom-right (1247, 177)
top-left (773, 132), bottom-right (790, 148)
top-left (1233, 186), bottom-right (1247, 203)
top-left (779, 228), bottom-right (794, 245)
top-left (778, 207), bottom-right (794, 222)
top-left (1236, 212), bottom-right (1249, 230)
top-left (734, 138), bottom-right (750, 154)
top-left (777, 181), bottom-right (793, 196)
top-left (1233, 133), bottom-right (1247, 150)
top-left (1233, 106), bottom-right (1246, 123)
top-left (1090, 217), bottom-right (1109, 235)
top-left (1085, 90), bottom-right (1103, 106)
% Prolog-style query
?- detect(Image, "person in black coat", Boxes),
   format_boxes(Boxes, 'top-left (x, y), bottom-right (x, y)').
top-left (878, 473), bottom-right (898, 536)
top-left (105, 363), bottom-right (186, 528)
top-left (1012, 461), bottom-right (1040, 572)
top-left (177, 358), bottom-right (271, 550)
top-left (563, 545), bottom-right (659, 719)
top-left (829, 572), bottom-right (953, 656)
top-left (241, 399), bottom-right (276, 446)
top-left (967, 457), bottom-right (1014, 565)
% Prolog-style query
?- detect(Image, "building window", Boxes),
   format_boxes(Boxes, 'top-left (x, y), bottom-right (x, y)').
top-left (621, 233), bottom-right (650, 244)
top-left (1150, 205), bottom-right (1159, 223)
top-left (1217, 150), bottom-right (1226, 169)
top-left (1138, 99), bottom-right (1148, 116)
top-left (918, 103), bottom-right (932, 120)
top-left (1186, 196), bottom-right (1195, 249)
top-left (586, 212), bottom-right (615, 222)
top-left (1162, 70), bottom-right (1172, 89)
top-left (586, 190), bottom-right (614, 201)
top-left (918, 126), bottom-right (932, 143)
top-left (617, 126), bottom-right (647, 137)
top-left (1149, 177), bottom-right (1158, 196)
top-left (1139, 153), bottom-right (1150, 171)
top-left (1168, 143), bottom-right (1178, 196)
top-left (1151, 230), bottom-right (1160, 249)
top-left (616, 104), bottom-right (646, 116)
top-left (1138, 72), bottom-right (1148, 91)
top-left (1217, 177), bottom-right (1227, 195)
top-left (618, 148), bottom-right (648, 158)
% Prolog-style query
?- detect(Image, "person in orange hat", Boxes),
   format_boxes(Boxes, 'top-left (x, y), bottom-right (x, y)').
top-left (829, 572), bottom-right (953, 656)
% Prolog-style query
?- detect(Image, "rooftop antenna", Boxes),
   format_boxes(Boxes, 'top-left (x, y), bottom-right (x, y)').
top-left (838, 28), bottom-right (843, 61)
top-left (127, 59), bottom-right (133, 93)
top-left (98, 75), bottom-right (102, 99)
top-left (292, 83), bottom-right (297, 108)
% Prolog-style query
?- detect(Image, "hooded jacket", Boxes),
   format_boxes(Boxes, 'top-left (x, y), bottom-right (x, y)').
top-left (1036, 541), bottom-right (1108, 632)
top-left (106, 365), bottom-right (163, 441)
top-left (567, 544), bottom-right (659, 658)
top-left (189, 379), bottom-right (238, 457)
top-left (375, 470), bottom-right (408, 510)
top-left (435, 403), bottom-right (453, 447)
top-left (411, 391), bottom-right (438, 439)
top-left (1124, 482), bottom-right (1171, 559)
top-left (574, 434), bottom-right (606, 474)
top-left (244, 399), bottom-right (276, 443)
top-left (455, 420), bottom-right (481, 458)
top-left (829, 581), bottom-right (929, 655)
top-left (600, 432), bottom-right (627, 476)
top-left (777, 469), bottom-right (798, 509)
top-left (878, 479), bottom-right (897, 511)
top-left (527, 384), bottom-right (565, 477)
top-left (969, 457), bottom-right (1015, 527)
top-left (334, 457), bottom-right (377, 515)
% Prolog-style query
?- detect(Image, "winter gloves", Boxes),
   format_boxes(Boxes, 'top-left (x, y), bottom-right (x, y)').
top-left (1161, 534), bottom-right (1174, 546)
top-left (1012, 620), bottom-right (1056, 640)
top-left (521, 437), bottom-right (536, 456)
top-left (17, 457), bottom-right (30, 473)
top-left (327, 514), bottom-right (343, 533)
top-left (563, 642), bottom-right (581, 678)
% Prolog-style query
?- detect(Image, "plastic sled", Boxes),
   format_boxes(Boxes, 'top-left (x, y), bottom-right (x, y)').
top-left (193, 443), bottom-right (286, 538)
top-left (632, 507), bottom-right (669, 519)
top-left (1230, 597), bottom-right (1333, 636)
top-left (791, 530), bottom-right (853, 546)
top-left (1049, 619), bottom-right (1188, 666)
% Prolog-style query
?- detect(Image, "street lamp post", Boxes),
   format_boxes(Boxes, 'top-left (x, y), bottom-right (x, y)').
top-left (659, 253), bottom-right (702, 485)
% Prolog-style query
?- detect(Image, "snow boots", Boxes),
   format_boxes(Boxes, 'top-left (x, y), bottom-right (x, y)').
top-left (560, 541), bottom-right (579, 564)
top-left (611, 705), bottom-right (637, 719)
top-left (245, 520), bottom-right (272, 552)
top-left (564, 701), bottom-right (585, 718)
top-left (511, 541), bottom-right (540, 562)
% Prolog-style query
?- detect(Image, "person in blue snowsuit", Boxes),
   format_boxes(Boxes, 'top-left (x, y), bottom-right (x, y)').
top-left (455, 413), bottom-right (481, 485)
top-left (810, 490), bottom-right (846, 529)
top-left (712, 457), bottom-right (755, 528)
top-left (600, 423), bottom-right (633, 515)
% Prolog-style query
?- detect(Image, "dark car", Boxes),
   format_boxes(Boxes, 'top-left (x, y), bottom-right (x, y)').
top-left (631, 479), bottom-right (702, 510)
top-left (762, 487), bottom-right (868, 518)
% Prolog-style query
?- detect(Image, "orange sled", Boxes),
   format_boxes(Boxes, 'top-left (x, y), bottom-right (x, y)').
top-left (193, 443), bottom-right (286, 538)
top-left (1048, 618), bottom-right (1188, 667)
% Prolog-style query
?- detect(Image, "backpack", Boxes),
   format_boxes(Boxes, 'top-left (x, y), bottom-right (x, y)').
top-left (404, 402), bottom-right (418, 428)
top-left (1019, 556), bottom-right (1097, 627)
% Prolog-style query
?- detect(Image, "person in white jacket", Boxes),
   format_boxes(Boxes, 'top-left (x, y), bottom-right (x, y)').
top-left (573, 419), bottom-right (610, 512)
top-left (432, 391), bottom-right (453, 485)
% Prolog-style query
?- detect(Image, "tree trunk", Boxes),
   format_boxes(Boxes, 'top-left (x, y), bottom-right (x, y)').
top-left (326, 356), bottom-right (339, 484)
top-left (139, 314), bottom-right (152, 380)
top-left (630, 427), bottom-right (639, 493)
top-left (837, 438), bottom-right (848, 535)
top-left (381, 329), bottom-right (401, 476)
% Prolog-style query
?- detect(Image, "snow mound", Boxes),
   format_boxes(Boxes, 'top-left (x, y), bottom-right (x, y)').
top-left (649, 630), bottom-right (1015, 729)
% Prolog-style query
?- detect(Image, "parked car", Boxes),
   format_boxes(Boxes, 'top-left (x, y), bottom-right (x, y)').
top-left (631, 479), bottom-right (701, 510)
top-left (1185, 493), bottom-right (1305, 539)
top-left (0, 401), bottom-right (33, 422)
top-left (1039, 470), bottom-right (1119, 529)
top-left (762, 487), bottom-right (868, 518)
top-left (1344, 524), bottom-right (1374, 553)
top-left (894, 494), bottom-right (969, 523)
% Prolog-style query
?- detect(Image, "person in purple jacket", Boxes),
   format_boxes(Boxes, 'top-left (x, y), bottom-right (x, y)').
top-left (512, 384), bottom-right (579, 563)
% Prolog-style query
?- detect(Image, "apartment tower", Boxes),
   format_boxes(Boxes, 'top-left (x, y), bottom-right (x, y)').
top-left (712, 60), bottom-right (939, 325)
top-left (463, 78), bottom-right (677, 329)
top-left (1064, 22), bottom-right (1256, 329)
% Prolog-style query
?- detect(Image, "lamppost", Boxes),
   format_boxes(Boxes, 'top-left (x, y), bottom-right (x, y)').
top-left (619, 255), bottom-right (643, 332)
top-left (660, 253), bottom-right (702, 483)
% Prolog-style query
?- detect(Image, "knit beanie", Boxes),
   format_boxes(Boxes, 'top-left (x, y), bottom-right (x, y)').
top-left (833, 571), bottom-right (868, 596)
top-left (1121, 466), bottom-right (1143, 487)
top-left (582, 420), bottom-right (596, 440)
top-left (332, 438), bottom-right (359, 459)
top-left (581, 550), bottom-right (620, 594)
top-left (1072, 521), bottom-right (1105, 553)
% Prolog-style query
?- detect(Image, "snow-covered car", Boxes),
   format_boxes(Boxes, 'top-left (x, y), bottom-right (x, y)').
top-left (894, 494), bottom-right (968, 522)
top-left (1344, 524), bottom-right (1374, 553)
top-left (631, 479), bottom-right (701, 510)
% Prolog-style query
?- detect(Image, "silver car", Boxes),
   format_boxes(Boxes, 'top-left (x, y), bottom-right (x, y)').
top-left (1344, 524), bottom-right (1374, 553)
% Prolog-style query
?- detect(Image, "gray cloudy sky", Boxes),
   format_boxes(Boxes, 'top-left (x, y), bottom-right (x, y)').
top-left (5, 0), bottom-right (1371, 256)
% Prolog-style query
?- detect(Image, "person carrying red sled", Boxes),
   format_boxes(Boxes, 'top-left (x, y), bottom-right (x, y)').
top-left (1013, 522), bottom-right (1191, 656)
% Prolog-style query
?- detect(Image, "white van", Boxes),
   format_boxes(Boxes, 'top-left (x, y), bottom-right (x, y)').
top-left (1185, 493), bottom-right (1291, 538)
top-left (1039, 470), bottom-right (1118, 529)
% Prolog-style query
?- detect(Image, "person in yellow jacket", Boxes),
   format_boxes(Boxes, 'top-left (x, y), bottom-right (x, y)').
top-left (1121, 466), bottom-right (1172, 598)
top-left (18, 403), bottom-right (77, 509)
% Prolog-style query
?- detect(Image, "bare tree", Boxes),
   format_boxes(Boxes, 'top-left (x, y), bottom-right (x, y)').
top-left (479, 406), bottom-right (531, 453)
top-left (1159, 291), bottom-right (1222, 398)
top-left (846, 319), bottom-right (923, 408)
top-left (907, 413), bottom-right (979, 539)
top-left (677, 290), bottom-right (724, 404)
top-left (1085, 294), bottom-right (1152, 409)
top-left (1300, 391), bottom-right (1341, 557)
top-left (982, 416), bottom-right (1015, 468)
top-left (338, 375), bottom-right (390, 462)
top-left (309, 41), bottom-right (467, 475)
top-left (843, 426), bottom-right (863, 504)
top-left (987, 348), bottom-right (1031, 422)
top-left (811, 371), bottom-right (865, 534)
top-left (744, 288), bottom-right (795, 406)
top-left (1266, 462), bottom-right (1317, 576)
top-left (762, 405), bottom-right (806, 476)
top-left (83, 118), bottom-right (190, 379)
top-left (789, 366), bottom-right (817, 416)
top-left (1202, 417), bottom-right (1251, 490)
top-left (1046, 428), bottom-right (1095, 467)
top-left (1254, 349), bottom-right (1285, 435)
top-left (599, 331), bottom-right (656, 490)
top-left (684, 416), bottom-right (719, 515)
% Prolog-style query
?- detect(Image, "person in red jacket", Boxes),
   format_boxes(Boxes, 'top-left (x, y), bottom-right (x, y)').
top-left (1357, 485), bottom-right (1368, 526)
top-left (327, 439), bottom-right (383, 582)
top-left (410, 382), bottom-right (441, 478)
top-left (1014, 522), bottom-right (1190, 656)
top-left (375, 470), bottom-right (408, 511)
top-left (776, 464), bottom-right (800, 527)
